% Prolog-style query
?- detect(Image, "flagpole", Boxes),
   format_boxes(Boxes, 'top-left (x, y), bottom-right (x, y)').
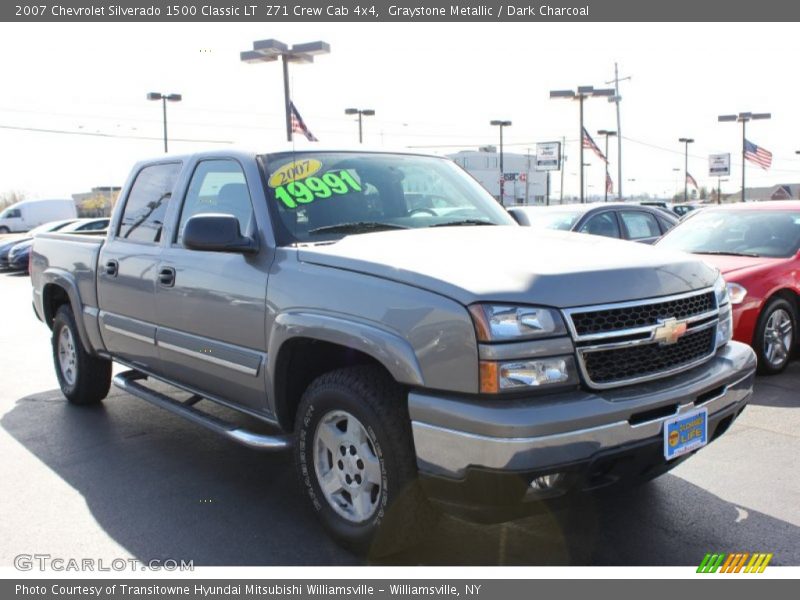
top-left (282, 55), bottom-right (292, 142)
top-left (741, 119), bottom-right (746, 202)
top-left (579, 95), bottom-right (584, 204)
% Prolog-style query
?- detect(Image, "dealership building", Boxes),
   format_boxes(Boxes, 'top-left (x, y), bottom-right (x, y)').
top-left (448, 147), bottom-right (551, 206)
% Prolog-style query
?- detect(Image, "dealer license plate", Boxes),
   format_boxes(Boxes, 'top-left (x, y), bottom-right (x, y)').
top-left (663, 407), bottom-right (708, 460)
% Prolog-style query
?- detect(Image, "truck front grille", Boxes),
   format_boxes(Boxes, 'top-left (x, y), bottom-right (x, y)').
top-left (582, 327), bottom-right (716, 385)
top-left (570, 291), bottom-right (715, 336)
top-left (563, 288), bottom-right (719, 389)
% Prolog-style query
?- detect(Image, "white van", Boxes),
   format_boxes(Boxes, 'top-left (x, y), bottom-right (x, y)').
top-left (0, 199), bottom-right (78, 233)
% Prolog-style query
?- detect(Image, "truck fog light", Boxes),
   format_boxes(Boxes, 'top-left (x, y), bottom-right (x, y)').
top-left (499, 358), bottom-right (569, 389)
top-left (530, 472), bottom-right (565, 491)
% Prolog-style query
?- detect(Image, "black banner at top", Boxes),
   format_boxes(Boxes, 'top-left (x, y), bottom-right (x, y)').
top-left (4, 0), bottom-right (800, 22)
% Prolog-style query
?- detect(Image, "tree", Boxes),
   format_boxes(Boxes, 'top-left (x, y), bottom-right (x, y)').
top-left (0, 190), bottom-right (26, 211)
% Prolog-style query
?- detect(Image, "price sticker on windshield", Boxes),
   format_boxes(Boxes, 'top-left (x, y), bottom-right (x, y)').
top-left (273, 170), bottom-right (362, 209)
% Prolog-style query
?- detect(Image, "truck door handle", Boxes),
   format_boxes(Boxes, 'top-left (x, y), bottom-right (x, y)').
top-left (158, 267), bottom-right (176, 287)
top-left (104, 260), bottom-right (118, 277)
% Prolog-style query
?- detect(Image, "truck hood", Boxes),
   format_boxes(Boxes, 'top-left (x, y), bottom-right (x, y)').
top-left (297, 227), bottom-right (718, 307)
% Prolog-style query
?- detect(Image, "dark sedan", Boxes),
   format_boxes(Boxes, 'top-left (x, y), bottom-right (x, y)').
top-left (507, 202), bottom-right (678, 244)
top-left (0, 219), bottom-right (77, 270)
top-left (5, 218), bottom-right (109, 273)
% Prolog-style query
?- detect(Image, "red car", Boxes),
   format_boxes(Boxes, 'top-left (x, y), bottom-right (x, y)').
top-left (658, 201), bottom-right (800, 374)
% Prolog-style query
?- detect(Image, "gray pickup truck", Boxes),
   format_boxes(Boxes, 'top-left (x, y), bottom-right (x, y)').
top-left (31, 149), bottom-right (756, 554)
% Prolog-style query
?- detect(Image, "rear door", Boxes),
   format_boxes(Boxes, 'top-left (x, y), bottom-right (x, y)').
top-left (96, 162), bottom-right (182, 371)
top-left (153, 158), bottom-right (270, 413)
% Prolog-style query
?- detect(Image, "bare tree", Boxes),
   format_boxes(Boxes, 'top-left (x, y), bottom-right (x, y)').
top-left (0, 190), bottom-right (27, 211)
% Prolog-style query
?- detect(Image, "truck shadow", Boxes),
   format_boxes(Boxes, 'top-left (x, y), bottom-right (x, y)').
top-left (2, 388), bottom-right (798, 566)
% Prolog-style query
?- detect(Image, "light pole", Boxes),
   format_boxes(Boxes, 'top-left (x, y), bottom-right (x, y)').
top-left (678, 137), bottom-right (694, 202)
top-left (550, 85), bottom-right (615, 203)
top-left (345, 108), bottom-right (375, 144)
top-left (490, 120), bottom-right (512, 205)
top-left (718, 112), bottom-right (771, 202)
top-left (598, 129), bottom-right (617, 202)
top-left (241, 38), bottom-right (330, 142)
top-left (146, 92), bottom-right (181, 153)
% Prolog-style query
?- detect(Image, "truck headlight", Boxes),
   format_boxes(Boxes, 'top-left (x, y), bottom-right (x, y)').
top-left (726, 282), bottom-right (747, 305)
top-left (469, 304), bottom-right (566, 342)
top-left (713, 274), bottom-right (729, 307)
top-left (480, 356), bottom-right (577, 393)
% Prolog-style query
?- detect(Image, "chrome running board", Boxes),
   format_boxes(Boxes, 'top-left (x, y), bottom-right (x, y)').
top-left (112, 370), bottom-right (292, 451)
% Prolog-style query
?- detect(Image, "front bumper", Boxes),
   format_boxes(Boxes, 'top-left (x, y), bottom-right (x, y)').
top-left (409, 341), bottom-right (756, 518)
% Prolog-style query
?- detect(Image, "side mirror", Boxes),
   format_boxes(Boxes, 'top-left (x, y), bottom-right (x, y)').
top-left (182, 214), bottom-right (258, 254)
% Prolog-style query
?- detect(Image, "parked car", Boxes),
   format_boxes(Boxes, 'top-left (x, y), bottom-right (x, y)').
top-left (0, 199), bottom-right (77, 233)
top-left (657, 201), bottom-right (800, 374)
top-left (31, 148), bottom-right (755, 554)
top-left (507, 202), bottom-right (678, 244)
top-left (0, 219), bottom-right (77, 269)
top-left (6, 218), bottom-right (109, 273)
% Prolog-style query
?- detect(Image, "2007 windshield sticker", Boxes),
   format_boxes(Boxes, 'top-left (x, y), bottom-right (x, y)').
top-left (268, 159), bottom-right (323, 188)
top-left (273, 170), bottom-right (362, 209)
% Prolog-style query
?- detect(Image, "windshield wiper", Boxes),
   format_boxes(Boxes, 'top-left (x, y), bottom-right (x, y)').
top-left (694, 250), bottom-right (761, 257)
top-left (308, 221), bottom-right (410, 235)
top-left (429, 219), bottom-right (495, 227)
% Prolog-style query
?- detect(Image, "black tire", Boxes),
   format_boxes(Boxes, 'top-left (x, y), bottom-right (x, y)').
top-left (294, 365), bottom-right (437, 556)
top-left (52, 304), bottom-right (112, 405)
top-left (754, 297), bottom-right (796, 375)
top-left (0, 226), bottom-right (9, 234)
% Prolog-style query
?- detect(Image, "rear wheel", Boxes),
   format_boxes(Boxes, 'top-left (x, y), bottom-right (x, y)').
top-left (754, 297), bottom-right (796, 375)
top-left (52, 304), bottom-right (112, 404)
top-left (294, 365), bottom-right (437, 556)
top-left (0, 226), bottom-right (9, 234)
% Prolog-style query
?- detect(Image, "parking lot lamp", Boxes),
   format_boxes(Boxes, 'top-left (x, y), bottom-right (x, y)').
top-left (345, 108), bottom-right (375, 144)
top-left (490, 120), bottom-right (512, 204)
top-left (550, 86), bottom-right (615, 203)
top-left (241, 39), bottom-right (330, 142)
top-left (678, 138), bottom-right (695, 202)
top-left (718, 112), bottom-right (771, 202)
top-left (146, 92), bottom-right (181, 153)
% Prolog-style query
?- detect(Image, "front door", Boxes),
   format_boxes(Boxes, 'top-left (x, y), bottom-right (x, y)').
top-left (153, 159), bottom-right (270, 414)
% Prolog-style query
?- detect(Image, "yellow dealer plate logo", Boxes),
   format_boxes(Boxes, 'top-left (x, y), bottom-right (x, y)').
top-left (268, 159), bottom-right (323, 188)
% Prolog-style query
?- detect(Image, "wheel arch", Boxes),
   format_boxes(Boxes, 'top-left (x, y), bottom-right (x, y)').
top-left (268, 312), bottom-right (424, 431)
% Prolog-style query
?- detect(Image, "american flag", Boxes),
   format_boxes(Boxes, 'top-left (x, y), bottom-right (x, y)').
top-left (686, 172), bottom-right (698, 189)
top-left (606, 172), bottom-right (613, 194)
top-left (744, 139), bottom-right (772, 170)
top-left (582, 127), bottom-right (606, 161)
top-left (290, 102), bottom-right (318, 142)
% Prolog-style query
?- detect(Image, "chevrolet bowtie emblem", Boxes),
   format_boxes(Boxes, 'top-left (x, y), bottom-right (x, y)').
top-left (653, 317), bottom-right (688, 345)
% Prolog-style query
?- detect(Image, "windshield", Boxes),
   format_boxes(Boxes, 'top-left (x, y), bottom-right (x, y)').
top-left (262, 152), bottom-right (516, 244)
top-left (521, 209), bottom-right (583, 230)
top-left (28, 220), bottom-right (77, 236)
top-left (658, 209), bottom-right (800, 258)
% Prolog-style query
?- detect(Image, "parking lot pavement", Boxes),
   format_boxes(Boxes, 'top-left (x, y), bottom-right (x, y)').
top-left (1, 271), bottom-right (798, 566)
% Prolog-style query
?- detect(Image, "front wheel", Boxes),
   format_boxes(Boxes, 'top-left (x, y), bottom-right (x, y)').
top-left (0, 226), bottom-right (9, 234)
top-left (294, 366), bottom-right (437, 556)
top-left (52, 304), bottom-right (112, 404)
top-left (754, 297), bottom-right (796, 375)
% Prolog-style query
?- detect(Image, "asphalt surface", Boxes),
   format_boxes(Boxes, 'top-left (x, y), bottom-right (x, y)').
top-left (0, 270), bottom-right (798, 566)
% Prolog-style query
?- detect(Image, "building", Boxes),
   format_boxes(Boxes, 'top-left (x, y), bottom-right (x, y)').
top-left (448, 148), bottom-right (550, 206)
top-left (72, 186), bottom-right (122, 217)
top-left (725, 184), bottom-right (800, 203)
